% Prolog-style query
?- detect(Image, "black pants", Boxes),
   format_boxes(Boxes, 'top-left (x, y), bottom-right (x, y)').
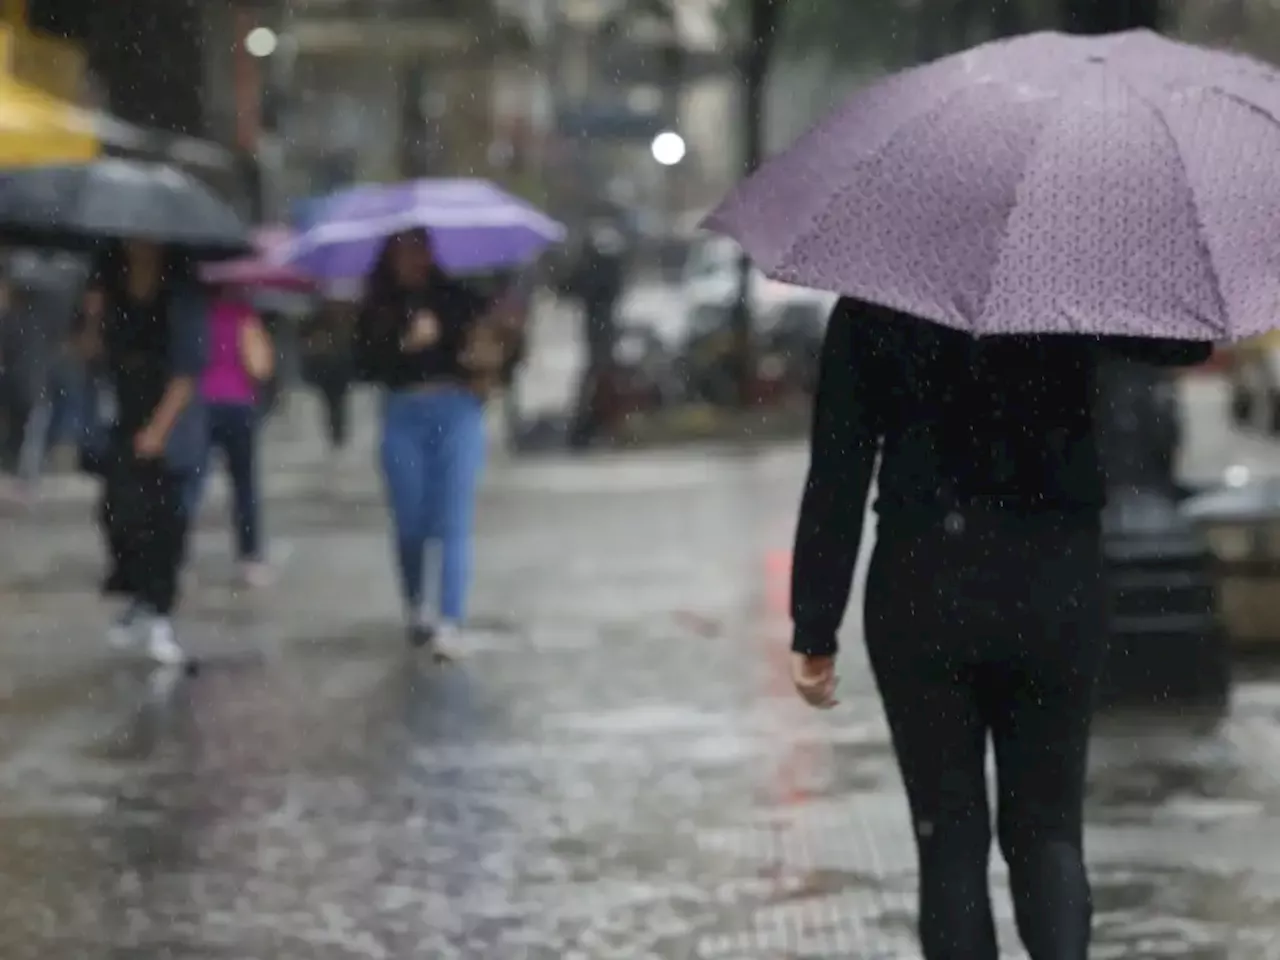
top-left (99, 447), bottom-right (189, 616)
top-left (1, 393), bottom-right (31, 474)
top-left (315, 373), bottom-right (349, 450)
top-left (864, 507), bottom-right (1105, 960)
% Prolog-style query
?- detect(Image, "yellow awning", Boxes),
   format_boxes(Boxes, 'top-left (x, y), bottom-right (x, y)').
top-left (0, 77), bottom-right (99, 167)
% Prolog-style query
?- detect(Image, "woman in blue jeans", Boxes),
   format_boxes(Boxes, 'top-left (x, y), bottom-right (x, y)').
top-left (354, 230), bottom-right (512, 655)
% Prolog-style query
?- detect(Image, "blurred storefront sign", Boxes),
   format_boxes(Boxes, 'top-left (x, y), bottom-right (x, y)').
top-left (556, 104), bottom-right (665, 141)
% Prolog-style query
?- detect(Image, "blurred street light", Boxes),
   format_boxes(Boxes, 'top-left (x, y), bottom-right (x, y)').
top-left (245, 26), bottom-right (278, 58)
top-left (650, 130), bottom-right (685, 165)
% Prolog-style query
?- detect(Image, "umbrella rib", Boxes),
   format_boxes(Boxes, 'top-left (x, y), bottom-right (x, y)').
top-left (1116, 77), bottom-right (1230, 340)
top-left (1201, 83), bottom-right (1280, 131)
top-left (766, 82), bottom-right (982, 294)
top-left (972, 103), bottom-right (1068, 336)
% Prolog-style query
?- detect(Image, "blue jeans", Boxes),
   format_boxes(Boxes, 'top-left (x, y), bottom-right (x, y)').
top-left (188, 402), bottom-right (262, 560)
top-left (380, 387), bottom-right (486, 622)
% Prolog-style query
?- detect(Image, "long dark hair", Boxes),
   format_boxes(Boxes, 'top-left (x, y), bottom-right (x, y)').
top-left (91, 240), bottom-right (194, 303)
top-left (362, 228), bottom-right (436, 310)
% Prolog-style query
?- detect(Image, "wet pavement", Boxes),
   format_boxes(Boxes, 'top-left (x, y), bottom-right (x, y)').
top-left (4, 405), bottom-right (1280, 956)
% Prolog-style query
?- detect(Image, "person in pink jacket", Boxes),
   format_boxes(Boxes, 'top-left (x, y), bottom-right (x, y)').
top-left (188, 291), bottom-right (275, 587)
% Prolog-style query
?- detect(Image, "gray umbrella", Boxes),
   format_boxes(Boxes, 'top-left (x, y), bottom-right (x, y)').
top-left (0, 158), bottom-right (250, 258)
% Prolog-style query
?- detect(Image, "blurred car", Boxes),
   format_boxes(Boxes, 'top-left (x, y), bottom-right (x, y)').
top-left (681, 234), bottom-right (835, 335)
top-left (672, 235), bottom-right (834, 403)
top-left (1223, 331), bottom-right (1280, 433)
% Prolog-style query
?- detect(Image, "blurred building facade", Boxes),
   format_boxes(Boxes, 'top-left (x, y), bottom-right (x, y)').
top-left (274, 0), bottom-right (534, 207)
top-left (9, 0), bottom-right (1272, 229)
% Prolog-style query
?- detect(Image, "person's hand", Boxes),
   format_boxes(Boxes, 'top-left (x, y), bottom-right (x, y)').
top-left (400, 310), bottom-right (440, 351)
top-left (133, 425), bottom-right (165, 459)
top-left (791, 652), bottom-right (838, 709)
top-left (460, 325), bottom-right (504, 372)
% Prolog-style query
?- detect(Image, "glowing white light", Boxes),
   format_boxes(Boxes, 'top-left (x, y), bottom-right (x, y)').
top-left (245, 27), bottom-right (278, 58)
top-left (650, 131), bottom-right (686, 166)
top-left (1225, 464), bottom-right (1251, 487)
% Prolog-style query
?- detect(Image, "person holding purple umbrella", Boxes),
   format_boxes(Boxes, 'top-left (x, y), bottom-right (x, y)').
top-left (354, 228), bottom-right (516, 656)
top-left (696, 27), bottom-right (1280, 960)
top-left (788, 303), bottom-right (1208, 960)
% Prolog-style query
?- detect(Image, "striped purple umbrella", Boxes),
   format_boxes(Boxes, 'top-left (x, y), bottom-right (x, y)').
top-left (285, 178), bottom-right (565, 279)
top-left (704, 30), bottom-right (1280, 340)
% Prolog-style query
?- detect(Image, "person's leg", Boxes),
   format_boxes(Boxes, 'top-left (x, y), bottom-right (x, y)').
top-left (0, 394), bottom-right (32, 485)
top-left (332, 380), bottom-right (350, 449)
top-left (863, 524), bottom-right (998, 960)
top-left (16, 398), bottom-right (52, 490)
top-left (132, 458), bottom-right (188, 664)
top-left (433, 390), bottom-right (487, 632)
top-left (221, 403), bottom-right (264, 565)
top-left (318, 374), bottom-right (350, 451)
top-left (100, 450), bottom-right (148, 647)
top-left (986, 527), bottom-right (1105, 960)
top-left (379, 393), bottom-right (431, 625)
top-left (0, 387), bottom-right (26, 474)
top-left (185, 402), bottom-right (223, 521)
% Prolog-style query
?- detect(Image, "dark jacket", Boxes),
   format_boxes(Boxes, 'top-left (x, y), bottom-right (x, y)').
top-left (790, 299), bottom-right (1212, 657)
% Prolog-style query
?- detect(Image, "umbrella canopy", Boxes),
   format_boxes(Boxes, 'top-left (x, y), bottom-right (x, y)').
top-left (704, 30), bottom-right (1280, 341)
top-left (290, 184), bottom-right (379, 232)
top-left (285, 178), bottom-right (565, 278)
top-left (0, 158), bottom-right (250, 258)
top-left (199, 225), bottom-right (313, 290)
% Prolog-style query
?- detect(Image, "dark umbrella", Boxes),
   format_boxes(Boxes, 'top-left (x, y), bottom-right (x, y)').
top-left (0, 158), bottom-right (250, 258)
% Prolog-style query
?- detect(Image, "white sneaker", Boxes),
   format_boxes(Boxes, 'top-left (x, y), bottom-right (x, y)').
top-left (106, 601), bottom-right (148, 650)
top-left (431, 621), bottom-right (462, 662)
top-left (406, 605), bottom-right (436, 649)
top-left (240, 561), bottom-right (274, 589)
top-left (145, 617), bottom-right (187, 665)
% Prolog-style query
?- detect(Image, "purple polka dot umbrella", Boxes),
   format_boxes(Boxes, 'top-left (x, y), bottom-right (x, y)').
top-left (704, 30), bottom-right (1280, 340)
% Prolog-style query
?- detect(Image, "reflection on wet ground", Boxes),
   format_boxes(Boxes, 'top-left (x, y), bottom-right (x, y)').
top-left (3, 643), bottom-right (1280, 959)
top-left (2, 449), bottom-right (1280, 957)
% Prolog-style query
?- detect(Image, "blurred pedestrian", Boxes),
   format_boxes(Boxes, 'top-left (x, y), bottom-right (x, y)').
top-left (186, 287), bottom-right (274, 587)
top-left (353, 228), bottom-right (512, 655)
top-left (788, 300), bottom-right (1210, 960)
top-left (0, 251), bottom-right (82, 500)
top-left (300, 301), bottom-right (353, 466)
top-left (78, 240), bottom-right (207, 665)
top-left (0, 262), bottom-right (13, 475)
top-left (492, 263), bottom-right (536, 450)
top-left (568, 217), bottom-right (628, 448)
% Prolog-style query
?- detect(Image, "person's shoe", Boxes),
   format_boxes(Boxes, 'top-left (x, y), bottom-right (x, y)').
top-left (240, 561), bottom-right (274, 589)
top-left (429, 622), bottom-right (461, 663)
top-left (407, 621), bottom-right (437, 649)
top-left (406, 600), bottom-right (436, 649)
top-left (145, 617), bottom-right (187, 666)
top-left (106, 600), bottom-right (148, 650)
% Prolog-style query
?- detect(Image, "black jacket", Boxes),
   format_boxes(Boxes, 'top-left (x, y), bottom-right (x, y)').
top-left (790, 299), bottom-right (1212, 657)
